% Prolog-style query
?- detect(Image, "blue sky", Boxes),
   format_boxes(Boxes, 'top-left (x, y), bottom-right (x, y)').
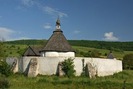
top-left (0, 0), bottom-right (133, 41)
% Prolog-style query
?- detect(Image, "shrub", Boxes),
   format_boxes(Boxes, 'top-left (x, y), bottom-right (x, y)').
top-left (0, 77), bottom-right (9, 89)
top-left (62, 58), bottom-right (76, 78)
top-left (91, 50), bottom-right (101, 58)
top-left (0, 42), bottom-right (5, 58)
top-left (123, 54), bottom-right (133, 70)
top-left (0, 60), bottom-right (12, 77)
top-left (83, 50), bottom-right (101, 58)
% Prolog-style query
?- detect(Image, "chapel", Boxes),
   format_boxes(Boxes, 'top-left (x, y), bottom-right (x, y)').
top-left (23, 18), bottom-right (75, 57)
top-left (10, 18), bottom-right (122, 77)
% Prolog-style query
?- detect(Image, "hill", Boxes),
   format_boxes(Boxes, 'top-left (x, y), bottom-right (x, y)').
top-left (3, 39), bottom-right (133, 59)
top-left (5, 39), bottom-right (133, 51)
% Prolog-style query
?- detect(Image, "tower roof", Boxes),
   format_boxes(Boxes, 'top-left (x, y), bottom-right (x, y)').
top-left (41, 19), bottom-right (74, 52)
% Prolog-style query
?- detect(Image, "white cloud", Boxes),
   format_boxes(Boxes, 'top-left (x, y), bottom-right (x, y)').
top-left (10, 37), bottom-right (31, 41)
top-left (74, 30), bottom-right (80, 34)
top-left (20, 0), bottom-right (68, 18)
top-left (0, 27), bottom-right (15, 41)
top-left (43, 23), bottom-right (52, 29)
top-left (21, 0), bottom-right (34, 6)
top-left (43, 6), bottom-right (68, 18)
top-left (104, 32), bottom-right (119, 41)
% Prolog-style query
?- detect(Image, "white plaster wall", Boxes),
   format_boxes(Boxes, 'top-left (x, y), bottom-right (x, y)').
top-left (42, 52), bottom-right (75, 57)
top-left (45, 52), bottom-right (59, 57)
top-left (6, 57), bottom-right (19, 73)
top-left (75, 57), bottom-right (122, 76)
top-left (20, 57), bottom-right (122, 76)
top-left (58, 52), bottom-right (75, 57)
top-left (22, 57), bottom-right (33, 72)
top-left (38, 57), bottom-right (65, 75)
top-left (97, 59), bottom-right (122, 76)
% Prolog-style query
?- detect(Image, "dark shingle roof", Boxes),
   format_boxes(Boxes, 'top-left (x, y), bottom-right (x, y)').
top-left (41, 19), bottom-right (74, 52)
top-left (41, 31), bottom-right (74, 52)
top-left (23, 46), bottom-right (42, 56)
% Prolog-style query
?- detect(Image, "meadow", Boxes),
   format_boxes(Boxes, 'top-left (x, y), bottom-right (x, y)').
top-left (3, 43), bottom-right (133, 60)
top-left (4, 70), bottom-right (133, 89)
top-left (1, 40), bottom-right (133, 89)
top-left (4, 40), bottom-right (133, 59)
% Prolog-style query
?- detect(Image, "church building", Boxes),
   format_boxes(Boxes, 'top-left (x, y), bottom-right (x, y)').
top-left (23, 18), bottom-right (75, 57)
top-left (7, 18), bottom-right (122, 77)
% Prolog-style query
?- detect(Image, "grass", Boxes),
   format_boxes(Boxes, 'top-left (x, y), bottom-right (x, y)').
top-left (73, 46), bottom-right (133, 59)
top-left (3, 44), bottom-right (28, 57)
top-left (4, 70), bottom-right (133, 89)
top-left (3, 43), bottom-right (133, 59)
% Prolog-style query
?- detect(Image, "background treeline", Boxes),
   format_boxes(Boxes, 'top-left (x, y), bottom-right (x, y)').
top-left (5, 39), bottom-right (47, 46)
top-left (69, 40), bottom-right (133, 51)
top-left (5, 40), bottom-right (133, 51)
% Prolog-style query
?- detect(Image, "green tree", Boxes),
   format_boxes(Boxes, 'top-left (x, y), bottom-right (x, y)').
top-left (0, 42), bottom-right (12, 76)
top-left (83, 50), bottom-right (101, 58)
top-left (123, 54), bottom-right (133, 70)
top-left (62, 58), bottom-right (76, 78)
top-left (0, 42), bottom-right (5, 58)
top-left (0, 60), bottom-right (12, 77)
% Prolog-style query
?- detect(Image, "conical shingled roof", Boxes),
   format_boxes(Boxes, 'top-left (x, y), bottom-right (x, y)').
top-left (41, 19), bottom-right (74, 52)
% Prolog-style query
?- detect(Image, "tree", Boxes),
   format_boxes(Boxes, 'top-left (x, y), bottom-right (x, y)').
top-left (123, 54), bottom-right (133, 70)
top-left (0, 42), bottom-right (5, 58)
top-left (0, 60), bottom-right (12, 76)
top-left (62, 58), bottom-right (76, 78)
top-left (83, 50), bottom-right (101, 58)
top-left (0, 42), bottom-right (12, 76)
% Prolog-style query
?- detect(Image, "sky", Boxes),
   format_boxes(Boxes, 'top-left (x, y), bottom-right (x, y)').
top-left (0, 0), bottom-right (133, 41)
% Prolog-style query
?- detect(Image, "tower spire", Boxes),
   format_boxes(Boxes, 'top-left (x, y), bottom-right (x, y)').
top-left (56, 17), bottom-right (61, 29)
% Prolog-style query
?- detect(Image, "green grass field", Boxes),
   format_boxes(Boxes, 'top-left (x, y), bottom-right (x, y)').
top-left (3, 43), bottom-right (133, 59)
top-left (1, 41), bottom-right (133, 89)
top-left (73, 46), bottom-right (133, 59)
top-left (3, 70), bottom-right (132, 89)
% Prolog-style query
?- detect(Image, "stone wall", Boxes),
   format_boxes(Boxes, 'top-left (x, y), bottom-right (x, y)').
top-left (19, 57), bottom-right (122, 76)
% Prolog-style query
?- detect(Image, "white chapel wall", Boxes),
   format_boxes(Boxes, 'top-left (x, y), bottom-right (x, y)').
top-left (74, 57), bottom-right (122, 76)
top-left (58, 52), bottom-right (75, 57)
top-left (40, 52), bottom-right (75, 57)
top-left (44, 52), bottom-right (59, 57)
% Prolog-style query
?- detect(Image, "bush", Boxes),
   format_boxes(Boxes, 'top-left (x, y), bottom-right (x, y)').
top-left (83, 50), bottom-right (101, 58)
top-left (0, 60), bottom-right (12, 77)
top-left (123, 54), bottom-right (133, 70)
top-left (0, 77), bottom-right (9, 89)
top-left (62, 58), bottom-right (76, 78)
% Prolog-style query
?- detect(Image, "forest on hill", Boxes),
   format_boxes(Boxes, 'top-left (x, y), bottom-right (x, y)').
top-left (5, 40), bottom-right (133, 51)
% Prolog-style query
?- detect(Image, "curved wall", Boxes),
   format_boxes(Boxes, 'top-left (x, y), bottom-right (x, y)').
top-left (41, 52), bottom-right (75, 57)
top-left (20, 57), bottom-right (122, 76)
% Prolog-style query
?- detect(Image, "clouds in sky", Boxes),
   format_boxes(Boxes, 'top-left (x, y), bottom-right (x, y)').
top-left (104, 32), bottom-right (119, 41)
top-left (21, 0), bottom-right (67, 18)
top-left (73, 30), bottom-right (80, 34)
top-left (0, 27), bottom-right (15, 41)
top-left (43, 23), bottom-right (52, 29)
top-left (21, 0), bottom-right (34, 6)
top-left (0, 27), bottom-right (31, 41)
top-left (43, 6), bottom-right (68, 18)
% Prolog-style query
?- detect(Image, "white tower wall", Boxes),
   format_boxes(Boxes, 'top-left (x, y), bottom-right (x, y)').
top-left (41, 52), bottom-right (75, 57)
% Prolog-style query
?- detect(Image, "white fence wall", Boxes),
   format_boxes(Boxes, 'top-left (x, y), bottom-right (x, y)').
top-left (19, 57), bottom-right (122, 76)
